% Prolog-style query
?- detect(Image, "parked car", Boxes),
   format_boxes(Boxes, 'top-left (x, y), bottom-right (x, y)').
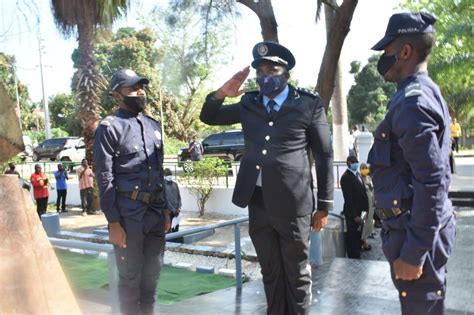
top-left (18, 135), bottom-right (33, 161)
top-left (57, 138), bottom-right (86, 171)
top-left (178, 130), bottom-right (245, 172)
top-left (32, 137), bottom-right (81, 162)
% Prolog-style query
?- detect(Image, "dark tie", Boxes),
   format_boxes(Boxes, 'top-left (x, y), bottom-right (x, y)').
top-left (268, 100), bottom-right (277, 117)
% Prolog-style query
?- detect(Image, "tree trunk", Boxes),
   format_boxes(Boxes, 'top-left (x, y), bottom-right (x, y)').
top-left (324, 1), bottom-right (350, 161)
top-left (237, 0), bottom-right (278, 42)
top-left (316, 0), bottom-right (358, 112)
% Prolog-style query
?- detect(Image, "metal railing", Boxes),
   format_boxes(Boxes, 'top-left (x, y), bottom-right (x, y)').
top-left (49, 216), bottom-right (249, 310)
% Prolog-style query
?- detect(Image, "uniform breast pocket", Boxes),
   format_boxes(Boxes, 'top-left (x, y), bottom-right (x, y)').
top-left (373, 121), bottom-right (392, 167)
top-left (115, 143), bottom-right (144, 173)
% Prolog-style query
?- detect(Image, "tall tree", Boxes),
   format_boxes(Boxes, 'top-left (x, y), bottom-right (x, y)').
top-left (50, 0), bottom-right (129, 165)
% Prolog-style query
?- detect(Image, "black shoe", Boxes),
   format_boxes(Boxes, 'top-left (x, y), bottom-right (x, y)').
top-left (62, 209), bottom-right (68, 213)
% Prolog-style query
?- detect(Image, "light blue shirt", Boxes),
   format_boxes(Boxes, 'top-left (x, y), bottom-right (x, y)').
top-left (262, 85), bottom-right (289, 112)
top-left (256, 85), bottom-right (289, 187)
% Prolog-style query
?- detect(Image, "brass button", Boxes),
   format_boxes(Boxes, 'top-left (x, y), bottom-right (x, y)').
top-left (262, 149), bottom-right (267, 155)
top-left (393, 200), bottom-right (398, 205)
top-left (436, 290), bottom-right (443, 296)
top-left (401, 291), bottom-right (407, 298)
top-left (256, 165), bottom-right (260, 170)
top-left (265, 135), bottom-right (270, 141)
top-left (381, 133), bottom-right (386, 138)
top-left (269, 121), bottom-right (274, 126)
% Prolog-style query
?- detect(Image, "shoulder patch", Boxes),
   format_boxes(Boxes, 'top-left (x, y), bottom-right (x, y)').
top-left (99, 116), bottom-right (114, 127)
top-left (298, 88), bottom-right (319, 98)
top-left (405, 82), bottom-right (422, 98)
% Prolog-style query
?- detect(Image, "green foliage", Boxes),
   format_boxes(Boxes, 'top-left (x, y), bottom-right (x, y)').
top-left (182, 157), bottom-right (228, 216)
top-left (24, 128), bottom-right (69, 145)
top-left (49, 93), bottom-right (82, 136)
top-left (400, 0), bottom-right (474, 124)
top-left (164, 137), bottom-right (187, 155)
top-left (347, 55), bottom-right (396, 128)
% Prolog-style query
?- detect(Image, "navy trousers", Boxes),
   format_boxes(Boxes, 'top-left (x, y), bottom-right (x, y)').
top-left (113, 210), bottom-right (166, 315)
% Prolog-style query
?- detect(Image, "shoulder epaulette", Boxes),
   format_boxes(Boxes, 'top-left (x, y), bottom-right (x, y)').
top-left (405, 81), bottom-right (422, 98)
top-left (99, 115), bottom-right (114, 127)
top-left (298, 87), bottom-right (319, 98)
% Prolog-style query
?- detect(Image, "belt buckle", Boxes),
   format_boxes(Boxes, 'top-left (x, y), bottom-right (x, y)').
top-left (131, 189), bottom-right (139, 200)
top-left (142, 192), bottom-right (151, 204)
top-left (392, 208), bottom-right (402, 216)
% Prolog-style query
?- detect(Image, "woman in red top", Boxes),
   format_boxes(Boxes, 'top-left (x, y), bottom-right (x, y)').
top-left (30, 164), bottom-right (49, 219)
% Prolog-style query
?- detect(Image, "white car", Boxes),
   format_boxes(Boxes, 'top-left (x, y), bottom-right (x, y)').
top-left (57, 138), bottom-right (85, 170)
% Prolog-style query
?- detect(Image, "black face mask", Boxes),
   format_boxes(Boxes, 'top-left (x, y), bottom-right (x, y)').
top-left (123, 95), bottom-right (147, 113)
top-left (377, 52), bottom-right (398, 76)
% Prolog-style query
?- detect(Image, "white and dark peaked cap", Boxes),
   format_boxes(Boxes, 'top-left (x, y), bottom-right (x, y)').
top-left (372, 12), bottom-right (437, 51)
top-left (110, 69), bottom-right (149, 91)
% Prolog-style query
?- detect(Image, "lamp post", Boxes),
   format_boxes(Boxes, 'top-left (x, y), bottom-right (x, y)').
top-left (38, 34), bottom-right (51, 139)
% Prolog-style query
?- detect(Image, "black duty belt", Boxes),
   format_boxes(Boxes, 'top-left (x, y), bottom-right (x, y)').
top-left (375, 198), bottom-right (412, 221)
top-left (119, 189), bottom-right (164, 205)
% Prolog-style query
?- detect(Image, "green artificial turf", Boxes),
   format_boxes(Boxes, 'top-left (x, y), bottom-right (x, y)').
top-left (55, 249), bottom-right (235, 304)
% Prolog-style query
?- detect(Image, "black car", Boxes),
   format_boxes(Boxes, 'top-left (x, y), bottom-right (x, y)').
top-left (32, 137), bottom-right (81, 162)
top-left (178, 130), bottom-right (245, 172)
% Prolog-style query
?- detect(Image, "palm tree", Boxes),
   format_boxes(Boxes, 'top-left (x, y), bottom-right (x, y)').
top-left (50, 0), bottom-right (129, 164)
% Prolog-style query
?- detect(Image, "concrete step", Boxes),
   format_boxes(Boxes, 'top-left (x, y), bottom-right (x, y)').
top-left (450, 198), bottom-right (474, 207)
top-left (449, 191), bottom-right (474, 199)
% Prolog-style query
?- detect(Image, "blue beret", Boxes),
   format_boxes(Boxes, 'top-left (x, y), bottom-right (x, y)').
top-left (251, 41), bottom-right (296, 70)
top-left (372, 12), bottom-right (437, 51)
top-left (110, 69), bottom-right (149, 91)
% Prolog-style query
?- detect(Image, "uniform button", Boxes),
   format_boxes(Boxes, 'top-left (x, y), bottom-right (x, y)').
top-left (117, 150), bottom-right (120, 154)
top-left (265, 135), bottom-right (270, 141)
top-left (262, 149), bottom-right (267, 155)
top-left (148, 184), bottom-right (151, 187)
top-left (135, 186), bottom-right (139, 189)
top-left (381, 133), bottom-right (386, 138)
top-left (393, 200), bottom-right (398, 205)
top-left (269, 121), bottom-right (274, 126)
top-left (401, 291), bottom-right (407, 298)
top-left (256, 165), bottom-right (260, 170)
top-left (436, 290), bottom-right (443, 296)
top-left (121, 256), bottom-right (125, 261)
top-left (134, 145), bottom-right (138, 149)
top-left (148, 166), bottom-right (152, 170)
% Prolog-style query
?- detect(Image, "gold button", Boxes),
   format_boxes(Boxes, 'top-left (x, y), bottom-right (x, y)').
top-left (393, 200), bottom-right (398, 205)
top-left (256, 165), bottom-right (260, 170)
top-left (269, 121), bottom-right (274, 126)
top-left (401, 291), bottom-right (407, 297)
top-left (436, 290), bottom-right (443, 296)
top-left (381, 133), bottom-right (386, 138)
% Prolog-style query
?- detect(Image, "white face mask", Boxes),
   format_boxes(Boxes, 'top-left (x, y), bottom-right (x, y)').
top-left (165, 175), bottom-right (173, 182)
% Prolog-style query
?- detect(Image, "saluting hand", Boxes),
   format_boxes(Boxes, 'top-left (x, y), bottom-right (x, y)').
top-left (312, 210), bottom-right (328, 232)
top-left (215, 66), bottom-right (251, 100)
top-left (394, 258), bottom-right (423, 281)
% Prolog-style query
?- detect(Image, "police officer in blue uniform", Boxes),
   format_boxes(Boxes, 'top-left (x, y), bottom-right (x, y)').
top-left (200, 42), bottom-right (334, 315)
top-left (370, 12), bottom-right (456, 314)
top-left (93, 69), bottom-right (171, 315)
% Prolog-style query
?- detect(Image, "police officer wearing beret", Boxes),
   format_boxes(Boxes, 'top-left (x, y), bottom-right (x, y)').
top-left (369, 12), bottom-right (456, 314)
top-left (200, 42), bottom-right (334, 315)
top-left (93, 69), bottom-right (171, 315)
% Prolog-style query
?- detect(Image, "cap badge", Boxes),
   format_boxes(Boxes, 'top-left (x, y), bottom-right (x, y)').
top-left (125, 69), bottom-right (137, 77)
top-left (257, 44), bottom-right (268, 56)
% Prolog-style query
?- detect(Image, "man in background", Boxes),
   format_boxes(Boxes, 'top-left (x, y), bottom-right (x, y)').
top-left (76, 158), bottom-right (95, 216)
top-left (54, 164), bottom-right (68, 213)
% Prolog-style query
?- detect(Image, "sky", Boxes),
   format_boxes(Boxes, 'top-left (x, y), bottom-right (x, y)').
top-left (0, 0), bottom-right (403, 103)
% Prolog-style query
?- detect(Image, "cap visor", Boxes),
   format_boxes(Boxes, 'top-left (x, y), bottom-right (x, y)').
top-left (371, 35), bottom-right (395, 51)
top-left (121, 77), bottom-right (150, 87)
top-left (251, 57), bottom-right (288, 69)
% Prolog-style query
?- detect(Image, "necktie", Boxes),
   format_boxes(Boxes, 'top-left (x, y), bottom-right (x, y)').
top-left (268, 100), bottom-right (277, 117)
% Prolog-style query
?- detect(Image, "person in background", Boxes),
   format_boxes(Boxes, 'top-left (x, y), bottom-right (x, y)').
top-left (5, 162), bottom-right (20, 178)
top-left (30, 164), bottom-right (49, 219)
top-left (76, 159), bottom-right (95, 216)
top-left (188, 135), bottom-right (204, 161)
top-left (450, 117), bottom-right (461, 153)
top-left (360, 163), bottom-right (375, 251)
top-left (340, 155), bottom-right (368, 259)
top-left (54, 164), bottom-right (69, 213)
top-left (164, 168), bottom-right (182, 233)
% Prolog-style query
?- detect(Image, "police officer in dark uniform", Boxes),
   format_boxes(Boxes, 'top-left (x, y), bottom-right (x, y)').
top-left (370, 12), bottom-right (456, 314)
top-left (200, 42), bottom-right (334, 315)
top-left (93, 69), bottom-right (171, 315)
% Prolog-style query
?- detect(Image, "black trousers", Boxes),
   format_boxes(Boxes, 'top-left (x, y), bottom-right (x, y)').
top-left (114, 210), bottom-right (166, 315)
top-left (453, 137), bottom-right (459, 153)
top-left (248, 187), bottom-right (312, 315)
top-left (36, 197), bottom-right (48, 218)
top-left (345, 217), bottom-right (362, 259)
top-left (56, 189), bottom-right (67, 212)
top-left (80, 187), bottom-right (93, 213)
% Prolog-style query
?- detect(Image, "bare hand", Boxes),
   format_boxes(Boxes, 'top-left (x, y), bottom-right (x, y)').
top-left (354, 216), bottom-right (363, 224)
top-left (312, 211), bottom-right (328, 232)
top-left (215, 66), bottom-right (250, 100)
top-left (109, 222), bottom-right (127, 248)
top-left (164, 209), bottom-right (171, 233)
top-left (394, 258), bottom-right (423, 281)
